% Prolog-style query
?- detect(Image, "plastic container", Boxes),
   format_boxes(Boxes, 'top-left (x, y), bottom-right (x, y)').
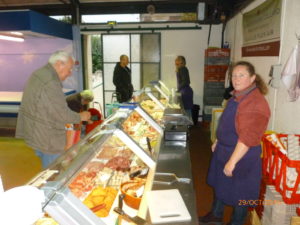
top-left (120, 182), bottom-right (142, 210)
top-left (262, 134), bottom-right (300, 204)
top-left (105, 103), bottom-right (120, 118)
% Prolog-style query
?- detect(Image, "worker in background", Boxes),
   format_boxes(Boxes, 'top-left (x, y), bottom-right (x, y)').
top-left (16, 50), bottom-right (91, 169)
top-left (65, 90), bottom-right (94, 149)
top-left (175, 55), bottom-right (194, 117)
top-left (113, 54), bottom-right (134, 103)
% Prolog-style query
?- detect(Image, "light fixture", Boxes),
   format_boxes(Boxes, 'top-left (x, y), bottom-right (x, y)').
top-left (0, 32), bottom-right (24, 42)
top-left (10, 31), bottom-right (23, 36)
top-left (197, 2), bottom-right (205, 21)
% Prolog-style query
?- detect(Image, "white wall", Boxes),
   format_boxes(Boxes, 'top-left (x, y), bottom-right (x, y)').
top-left (82, 23), bottom-right (223, 113)
top-left (274, 0), bottom-right (300, 133)
top-left (225, 0), bottom-right (300, 133)
top-left (160, 24), bottom-right (223, 111)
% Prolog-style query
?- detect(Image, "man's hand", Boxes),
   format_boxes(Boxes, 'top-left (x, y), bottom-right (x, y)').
top-left (80, 111), bottom-right (91, 121)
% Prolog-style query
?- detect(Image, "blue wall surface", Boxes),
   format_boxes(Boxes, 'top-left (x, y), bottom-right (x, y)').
top-left (0, 10), bottom-right (72, 40)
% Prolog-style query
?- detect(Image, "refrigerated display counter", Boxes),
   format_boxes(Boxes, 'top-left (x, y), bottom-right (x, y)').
top-left (27, 101), bottom-right (197, 225)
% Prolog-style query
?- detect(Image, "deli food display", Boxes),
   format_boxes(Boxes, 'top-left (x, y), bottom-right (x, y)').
top-left (140, 99), bottom-right (164, 124)
top-left (66, 133), bottom-right (149, 220)
top-left (26, 86), bottom-right (195, 225)
top-left (28, 106), bottom-right (161, 225)
top-left (35, 217), bottom-right (59, 225)
top-left (122, 111), bottom-right (159, 152)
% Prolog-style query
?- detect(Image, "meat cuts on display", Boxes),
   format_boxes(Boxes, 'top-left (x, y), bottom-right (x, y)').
top-left (105, 156), bottom-right (131, 171)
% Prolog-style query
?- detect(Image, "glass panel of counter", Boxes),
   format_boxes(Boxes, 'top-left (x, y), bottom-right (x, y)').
top-left (28, 106), bottom-right (163, 225)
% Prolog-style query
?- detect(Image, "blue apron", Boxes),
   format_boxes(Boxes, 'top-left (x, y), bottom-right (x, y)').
top-left (207, 92), bottom-right (262, 207)
top-left (180, 86), bottom-right (193, 110)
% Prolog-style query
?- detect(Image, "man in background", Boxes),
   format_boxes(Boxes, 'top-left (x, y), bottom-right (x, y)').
top-left (16, 50), bottom-right (91, 168)
top-left (113, 55), bottom-right (133, 103)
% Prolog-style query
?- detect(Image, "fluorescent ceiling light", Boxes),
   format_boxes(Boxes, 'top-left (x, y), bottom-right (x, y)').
top-left (10, 31), bottom-right (23, 36)
top-left (0, 34), bottom-right (24, 42)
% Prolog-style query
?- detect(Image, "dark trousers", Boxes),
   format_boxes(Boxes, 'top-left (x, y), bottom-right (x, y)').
top-left (212, 198), bottom-right (248, 225)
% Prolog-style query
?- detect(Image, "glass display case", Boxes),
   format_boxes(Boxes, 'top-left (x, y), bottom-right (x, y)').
top-left (135, 86), bottom-right (192, 126)
top-left (28, 106), bottom-right (163, 225)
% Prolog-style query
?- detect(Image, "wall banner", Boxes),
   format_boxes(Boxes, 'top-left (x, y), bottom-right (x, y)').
top-left (242, 0), bottom-right (281, 56)
top-left (242, 40), bottom-right (280, 57)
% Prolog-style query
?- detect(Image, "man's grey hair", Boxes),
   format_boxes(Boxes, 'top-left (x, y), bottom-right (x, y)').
top-left (48, 50), bottom-right (74, 65)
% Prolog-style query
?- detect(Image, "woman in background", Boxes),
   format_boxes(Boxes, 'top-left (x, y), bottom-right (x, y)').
top-left (199, 61), bottom-right (270, 225)
top-left (65, 90), bottom-right (94, 150)
top-left (175, 55), bottom-right (193, 117)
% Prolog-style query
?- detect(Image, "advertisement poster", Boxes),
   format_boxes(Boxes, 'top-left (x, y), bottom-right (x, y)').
top-left (242, 0), bottom-right (281, 56)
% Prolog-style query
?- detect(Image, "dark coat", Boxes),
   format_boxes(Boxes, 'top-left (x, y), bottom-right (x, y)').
top-left (177, 66), bottom-right (190, 91)
top-left (113, 62), bottom-right (133, 103)
top-left (66, 93), bottom-right (87, 113)
top-left (176, 66), bottom-right (193, 109)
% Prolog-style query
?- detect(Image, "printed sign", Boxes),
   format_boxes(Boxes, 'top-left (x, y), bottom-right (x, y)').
top-left (242, 40), bottom-right (280, 57)
top-left (243, 0), bottom-right (281, 45)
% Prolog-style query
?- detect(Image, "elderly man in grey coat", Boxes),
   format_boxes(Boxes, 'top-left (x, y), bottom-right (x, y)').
top-left (16, 50), bottom-right (91, 168)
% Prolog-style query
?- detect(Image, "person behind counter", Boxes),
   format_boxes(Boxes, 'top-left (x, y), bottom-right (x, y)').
top-left (16, 50), bottom-right (91, 169)
top-left (65, 90), bottom-right (94, 149)
top-left (175, 55), bottom-right (193, 117)
top-left (113, 54), bottom-right (134, 103)
top-left (199, 61), bottom-right (270, 225)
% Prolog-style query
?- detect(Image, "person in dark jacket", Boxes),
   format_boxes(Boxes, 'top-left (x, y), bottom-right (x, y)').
top-left (66, 90), bottom-right (94, 113)
top-left (65, 90), bottom-right (94, 150)
top-left (175, 55), bottom-right (194, 117)
top-left (113, 55), bottom-right (134, 103)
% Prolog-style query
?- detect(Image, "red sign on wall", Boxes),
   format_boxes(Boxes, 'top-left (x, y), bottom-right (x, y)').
top-left (242, 41), bottom-right (280, 57)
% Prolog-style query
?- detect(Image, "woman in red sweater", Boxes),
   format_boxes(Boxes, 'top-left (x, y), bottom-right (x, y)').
top-left (200, 61), bottom-right (271, 225)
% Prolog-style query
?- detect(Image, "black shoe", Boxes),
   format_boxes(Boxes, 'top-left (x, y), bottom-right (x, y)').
top-left (199, 212), bottom-right (223, 224)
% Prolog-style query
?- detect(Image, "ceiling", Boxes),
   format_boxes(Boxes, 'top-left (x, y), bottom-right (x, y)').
top-left (0, 0), bottom-right (254, 24)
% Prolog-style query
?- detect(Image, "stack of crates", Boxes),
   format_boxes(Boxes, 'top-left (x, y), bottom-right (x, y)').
top-left (203, 48), bottom-right (230, 121)
top-left (261, 185), bottom-right (300, 225)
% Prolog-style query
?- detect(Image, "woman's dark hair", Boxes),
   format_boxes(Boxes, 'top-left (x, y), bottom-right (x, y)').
top-left (233, 61), bottom-right (268, 95)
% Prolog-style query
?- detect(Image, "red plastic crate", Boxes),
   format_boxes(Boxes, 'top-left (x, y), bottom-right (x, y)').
top-left (262, 134), bottom-right (300, 204)
top-left (262, 134), bottom-right (287, 185)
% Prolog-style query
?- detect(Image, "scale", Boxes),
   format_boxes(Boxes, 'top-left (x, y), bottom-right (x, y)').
top-left (164, 124), bottom-right (188, 141)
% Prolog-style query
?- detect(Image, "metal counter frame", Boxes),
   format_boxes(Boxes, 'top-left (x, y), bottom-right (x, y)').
top-left (145, 139), bottom-right (198, 225)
